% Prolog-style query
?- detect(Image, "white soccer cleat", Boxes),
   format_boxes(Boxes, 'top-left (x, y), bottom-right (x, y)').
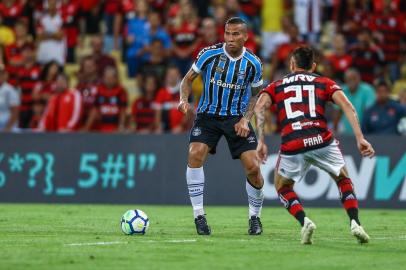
top-left (301, 217), bottom-right (316, 245)
top-left (350, 220), bottom-right (370, 244)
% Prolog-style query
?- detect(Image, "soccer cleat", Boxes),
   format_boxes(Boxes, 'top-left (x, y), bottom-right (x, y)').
top-left (350, 220), bottom-right (370, 244)
top-left (301, 217), bottom-right (316, 244)
top-left (248, 216), bottom-right (263, 235)
top-left (194, 215), bottom-right (211, 235)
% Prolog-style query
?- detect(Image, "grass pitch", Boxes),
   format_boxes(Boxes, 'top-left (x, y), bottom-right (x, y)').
top-left (0, 204), bottom-right (405, 270)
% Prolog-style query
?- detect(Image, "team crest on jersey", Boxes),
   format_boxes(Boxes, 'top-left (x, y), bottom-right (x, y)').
top-left (237, 71), bottom-right (246, 80)
top-left (215, 67), bottom-right (224, 74)
top-left (192, 127), bottom-right (201, 136)
top-left (247, 136), bottom-right (256, 143)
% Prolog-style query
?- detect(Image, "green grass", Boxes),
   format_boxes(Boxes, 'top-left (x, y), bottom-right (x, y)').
top-left (0, 204), bottom-right (405, 270)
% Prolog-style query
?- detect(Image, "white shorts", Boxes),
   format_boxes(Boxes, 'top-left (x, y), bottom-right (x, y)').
top-left (276, 139), bottom-right (345, 182)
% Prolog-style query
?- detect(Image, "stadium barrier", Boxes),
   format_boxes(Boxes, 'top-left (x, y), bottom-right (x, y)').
top-left (0, 133), bottom-right (405, 208)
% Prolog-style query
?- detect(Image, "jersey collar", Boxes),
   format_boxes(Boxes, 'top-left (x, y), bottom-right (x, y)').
top-left (222, 43), bottom-right (246, 61)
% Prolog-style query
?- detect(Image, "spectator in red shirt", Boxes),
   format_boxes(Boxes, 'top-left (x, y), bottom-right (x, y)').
top-left (325, 33), bottom-right (352, 83)
top-left (0, 0), bottom-right (26, 27)
top-left (76, 56), bottom-right (99, 129)
top-left (155, 65), bottom-right (192, 133)
top-left (17, 44), bottom-right (41, 129)
top-left (90, 35), bottom-right (117, 77)
top-left (60, 0), bottom-right (80, 63)
top-left (369, 0), bottom-right (406, 82)
top-left (84, 67), bottom-right (127, 133)
top-left (4, 20), bottom-right (32, 86)
top-left (336, 0), bottom-right (371, 45)
top-left (38, 73), bottom-right (82, 132)
top-left (80, 0), bottom-right (103, 35)
top-left (193, 17), bottom-right (220, 58)
top-left (131, 74), bottom-right (159, 133)
top-left (168, 0), bottom-right (199, 76)
top-left (349, 28), bottom-right (385, 84)
top-left (31, 61), bottom-right (62, 128)
top-left (270, 24), bottom-right (307, 80)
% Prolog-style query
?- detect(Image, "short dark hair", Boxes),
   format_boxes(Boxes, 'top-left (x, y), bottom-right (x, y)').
top-left (291, 47), bottom-right (314, 70)
top-left (375, 79), bottom-right (390, 89)
top-left (225, 17), bottom-right (247, 27)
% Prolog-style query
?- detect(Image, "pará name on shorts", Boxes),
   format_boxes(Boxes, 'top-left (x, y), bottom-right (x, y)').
top-left (303, 134), bottom-right (323, 147)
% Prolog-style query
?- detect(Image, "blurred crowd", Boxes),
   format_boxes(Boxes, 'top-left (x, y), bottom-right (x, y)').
top-left (0, 0), bottom-right (406, 135)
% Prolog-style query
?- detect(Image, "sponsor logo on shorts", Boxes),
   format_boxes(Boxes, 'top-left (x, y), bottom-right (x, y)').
top-left (192, 127), bottom-right (201, 136)
top-left (247, 136), bottom-right (256, 143)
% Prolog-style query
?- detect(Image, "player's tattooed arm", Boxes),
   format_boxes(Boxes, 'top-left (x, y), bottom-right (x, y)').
top-left (243, 85), bottom-right (262, 122)
top-left (178, 68), bottom-right (199, 114)
top-left (254, 93), bottom-right (272, 163)
top-left (254, 93), bottom-right (272, 142)
top-left (235, 85), bottom-right (263, 137)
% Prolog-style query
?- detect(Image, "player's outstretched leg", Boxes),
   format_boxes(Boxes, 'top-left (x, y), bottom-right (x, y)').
top-left (336, 177), bottom-right (369, 243)
top-left (241, 151), bottom-right (264, 235)
top-left (276, 173), bottom-right (316, 244)
top-left (187, 143), bottom-right (211, 235)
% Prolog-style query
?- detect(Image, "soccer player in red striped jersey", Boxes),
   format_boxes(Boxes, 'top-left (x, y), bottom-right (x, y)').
top-left (255, 47), bottom-right (375, 244)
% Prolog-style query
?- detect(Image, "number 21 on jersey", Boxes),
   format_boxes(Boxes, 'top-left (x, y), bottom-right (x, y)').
top-left (283, 85), bottom-right (316, 119)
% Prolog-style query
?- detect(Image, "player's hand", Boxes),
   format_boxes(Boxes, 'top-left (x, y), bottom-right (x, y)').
top-left (177, 101), bottom-right (190, 115)
top-left (256, 140), bottom-right (268, 164)
top-left (234, 117), bottom-right (250, 137)
top-left (357, 138), bottom-right (375, 158)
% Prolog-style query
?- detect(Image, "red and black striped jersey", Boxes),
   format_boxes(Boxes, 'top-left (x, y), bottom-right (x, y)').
top-left (17, 64), bottom-right (41, 111)
top-left (261, 72), bottom-right (342, 155)
top-left (94, 84), bottom-right (128, 132)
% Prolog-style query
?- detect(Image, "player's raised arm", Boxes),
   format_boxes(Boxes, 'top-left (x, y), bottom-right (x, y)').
top-left (178, 68), bottom-right (198, 115)
top-left (332, 90), bottom-right (375, 158)
top-left (254, 92), bottom-right (272, 163)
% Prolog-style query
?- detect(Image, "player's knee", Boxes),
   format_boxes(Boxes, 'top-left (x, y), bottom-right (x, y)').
top-left (274, 178), bottom-right (294, 191)
top-left (188, 147), bottom-right (206, 167)
top-left (245, 163), bottom-right (262, 186)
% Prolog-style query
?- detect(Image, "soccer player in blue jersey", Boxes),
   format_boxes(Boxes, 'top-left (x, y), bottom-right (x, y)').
top-left (178, 17), bottom-right (264, 235)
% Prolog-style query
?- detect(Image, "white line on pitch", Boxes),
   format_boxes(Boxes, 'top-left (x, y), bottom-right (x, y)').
top-left (140, 239), bottom-right (197, 243)
top-left (65, 241), bottom-right (128, 246)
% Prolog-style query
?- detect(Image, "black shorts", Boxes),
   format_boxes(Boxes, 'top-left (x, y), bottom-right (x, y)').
top-left (189, 113), bottom-right (258, 159)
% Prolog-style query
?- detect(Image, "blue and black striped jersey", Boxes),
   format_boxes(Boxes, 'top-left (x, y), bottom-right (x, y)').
top-left (192, 43), bottom-right (263, 116)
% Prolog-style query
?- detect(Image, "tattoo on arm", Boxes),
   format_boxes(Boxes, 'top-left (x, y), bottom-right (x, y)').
top-left (243, 86), bottom-right (262, 121)
top-left (180, 69), bottom-right (199, 103)
top-left (257, 100), bottom-right (271, 141)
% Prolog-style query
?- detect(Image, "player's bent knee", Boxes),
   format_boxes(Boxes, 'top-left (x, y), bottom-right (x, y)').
top-left (245, 164), bottom-right (263, 187)
top-left (188, 145), bottom-right (207, 167)
top-left (274, 175), bottom-right (294, 191)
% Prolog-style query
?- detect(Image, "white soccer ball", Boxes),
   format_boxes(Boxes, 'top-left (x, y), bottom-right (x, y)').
top-left (398, 117), bottom-right (406, 136)
top-left (120, 209), bottom-right (149, 235)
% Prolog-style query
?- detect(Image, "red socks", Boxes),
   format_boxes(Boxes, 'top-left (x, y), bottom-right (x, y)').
top-left (278, 186), bottom-right (306, 226)
top-left (337, 178), bottom-right (360, 225)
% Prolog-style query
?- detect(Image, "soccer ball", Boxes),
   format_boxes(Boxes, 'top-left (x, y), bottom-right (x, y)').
top-left (398, 117), bottom-right (406, 136)
top-left (120, 209), bottom-right (149, 235)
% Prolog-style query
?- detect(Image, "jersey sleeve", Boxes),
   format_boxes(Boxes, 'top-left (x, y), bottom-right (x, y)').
top-left (191, 46), bottom-right (217, 74)
top-left (259, 83), bottom-right (275, 102)
top-left (250, 59), bottom-right (263, 88)
top-left (325, 78), bottom-right (343, 101)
